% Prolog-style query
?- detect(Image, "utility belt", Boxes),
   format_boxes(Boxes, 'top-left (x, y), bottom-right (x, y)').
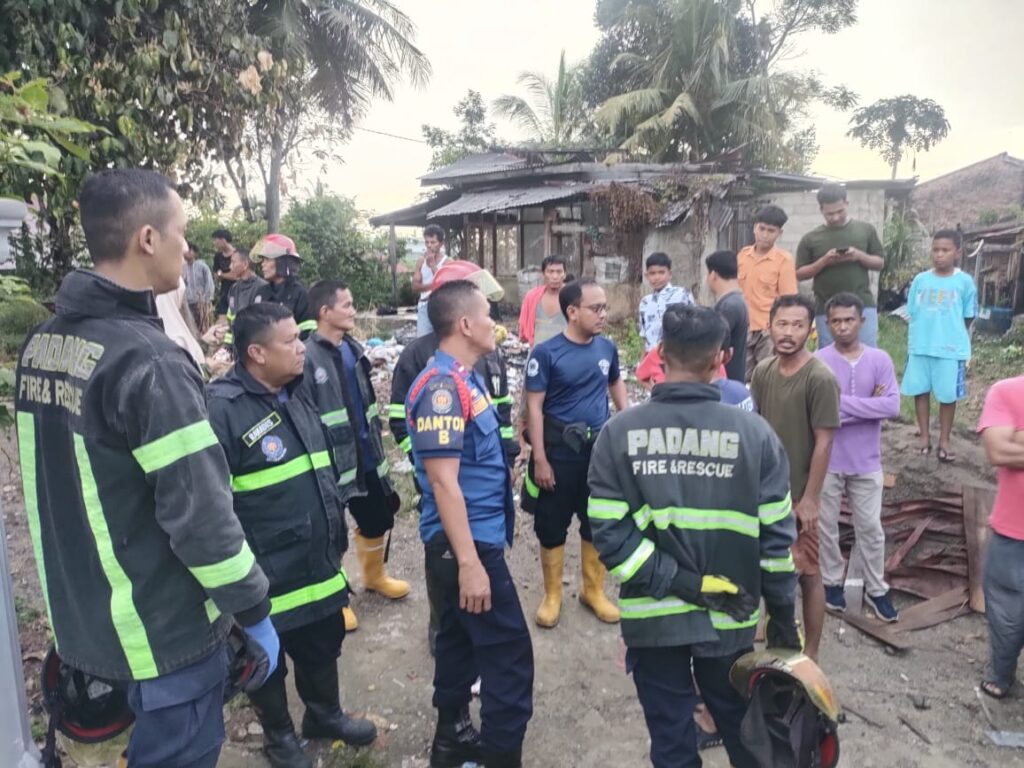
top-left (539, 415), bottom-right (596, 455)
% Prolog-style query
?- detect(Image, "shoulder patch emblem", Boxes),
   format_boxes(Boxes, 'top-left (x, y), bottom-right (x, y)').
top-left (260, 434), bottom-right (287, 462)
top-left (527, 358), bottom-right (539, 377)
top-left (314, 366), bottom-right (328, 384)
top-left (243, 411), bottom-right (282, 447)
top-left (431, 388), bottom-right (453, 414)
top-left (598, 359), bottom-right (611, 376)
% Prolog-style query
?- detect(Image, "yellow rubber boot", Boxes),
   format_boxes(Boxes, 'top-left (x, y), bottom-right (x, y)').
top-left (579, 540), bottom-right (620, 623)
top-left (535, 545), bottom-right (565, 628)
top-left (355, 530), bottom-right (410, 599)
top-left (342, 605), bottom-right (359, 632)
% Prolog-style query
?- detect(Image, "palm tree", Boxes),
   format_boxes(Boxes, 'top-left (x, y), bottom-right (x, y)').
top-left (594, 0), bottom-right (783, 161)
top-left (493, 50), bottom-right (588, 147)
top-left (244, 0), bottom-right (432, 229)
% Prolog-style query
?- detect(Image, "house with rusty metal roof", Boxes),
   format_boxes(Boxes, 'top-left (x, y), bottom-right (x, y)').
top-left (370, 149), bottom-right (915, 313)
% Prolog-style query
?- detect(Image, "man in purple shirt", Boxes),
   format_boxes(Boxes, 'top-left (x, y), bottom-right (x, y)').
top-left (816, 293), bottom-right (901, 622)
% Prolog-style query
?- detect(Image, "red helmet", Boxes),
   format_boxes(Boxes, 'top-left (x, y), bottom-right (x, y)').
top-left (432, 260), bottom-right (504, 301)
top-left (253, 233), bottom-right (301, 261)
top-left (41, 646), bottom-right (134, 745)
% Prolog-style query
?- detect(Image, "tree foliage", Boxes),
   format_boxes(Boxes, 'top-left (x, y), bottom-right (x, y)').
top-left (587, 0), bottom-right (859, 169)
top-left (847, 95), bottom-right (950, 178)
top-left (493, 51), bottom-right (590, 147)
top-left (422, 90), bottom-right (497, 170)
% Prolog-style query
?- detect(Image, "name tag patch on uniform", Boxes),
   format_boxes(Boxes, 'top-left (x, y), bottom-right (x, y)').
top-left (314, 367), bottom-right (328, 384)
top-left (243, 412), bottom-right (282, 447)
top-left (431, 389), bottom-right (454, 414)
top-left (471, 392), bottom-right (489, 416)
top-left (260, 434), bottom-right (287, 462)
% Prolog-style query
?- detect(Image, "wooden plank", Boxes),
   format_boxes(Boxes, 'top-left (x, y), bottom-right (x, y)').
top-left (830, 609), bottom-right (911, 651)
top-left (888, 571), bottom-right (966, 600)
top-left (963, 484), bottom-right (995, 613)
top-left (885, 516), bottom-right (933, 572)
top-left (890, 587), bottom-right (970, 633)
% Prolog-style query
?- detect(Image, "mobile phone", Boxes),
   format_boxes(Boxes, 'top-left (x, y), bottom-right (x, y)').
top-left (836, 247), bottom-right (849, 255)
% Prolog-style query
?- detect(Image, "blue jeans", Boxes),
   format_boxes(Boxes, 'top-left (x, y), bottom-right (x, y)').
top-left (815, 306), bottom-right (878, 348)
top-left (984, 532), bottom-right (1024, 690)
top-left (426, 535), bottom-right (534, 752)
top-left (628, 645), bottom-right (757, 768)
top-left (126, 644), bottom-right (229, 768)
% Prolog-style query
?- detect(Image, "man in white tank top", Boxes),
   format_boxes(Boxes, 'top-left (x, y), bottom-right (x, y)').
top-left (412, 224), bottom-right (448, 337)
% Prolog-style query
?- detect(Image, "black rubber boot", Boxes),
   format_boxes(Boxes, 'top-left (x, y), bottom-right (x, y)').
top-left (481, 748), bottom-right (523, 768)
top-left (247, 671), bottom-right (311, 768)
top-left (295, 662), bottom-right (377, 747)
top-left (429, 707), bottom-right (482, 768)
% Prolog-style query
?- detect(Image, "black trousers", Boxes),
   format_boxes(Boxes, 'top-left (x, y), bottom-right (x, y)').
top-left (628, 645), bottom-right (757, 768)
top-left (529, 455), bottom-right (593, 548)
top-left (347, 470), bottom-right (395, 539)
top-left (425, 534), bottom-right (534, 753)
top-left (266, 610), bottom-right (346, 687)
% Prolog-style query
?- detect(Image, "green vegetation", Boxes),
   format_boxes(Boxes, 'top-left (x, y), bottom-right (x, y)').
top-left (606, 318), bottom-right (646, 369)
top-left (14, 595), bottom-right (42, 629)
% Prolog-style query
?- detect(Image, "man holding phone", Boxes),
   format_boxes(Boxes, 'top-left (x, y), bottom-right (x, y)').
top-left (795, 184), bottom-right (885, 347)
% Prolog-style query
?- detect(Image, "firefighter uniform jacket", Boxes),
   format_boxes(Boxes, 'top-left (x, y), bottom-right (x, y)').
top-left (14, 270), bottom-right (270, 681)
top-left (224, 274), bottom-right (267, 346)
top-left (301, 331), bottom-right (397, 505)
top-left (389, 331), bottom-right (517, 463)
top-left (208, 364), bottom-right (349, 633)
top-left (587, 381), bottom-right (797, 656)
top-left (256, 277), bottom-right (315, 335)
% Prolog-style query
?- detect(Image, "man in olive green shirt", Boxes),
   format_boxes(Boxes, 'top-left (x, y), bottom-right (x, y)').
top-left (796, 184), bottom-right (884, 347)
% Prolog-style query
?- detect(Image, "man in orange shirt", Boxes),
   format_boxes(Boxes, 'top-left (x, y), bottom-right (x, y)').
top-left (737, 205), bottom-right (797, 382)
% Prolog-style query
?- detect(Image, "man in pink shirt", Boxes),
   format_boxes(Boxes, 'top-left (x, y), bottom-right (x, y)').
top-left (978, 376), bottom-right (1024, 699)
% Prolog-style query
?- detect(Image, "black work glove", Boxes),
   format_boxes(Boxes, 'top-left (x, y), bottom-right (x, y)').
top-left (765, 601), bottom-right (803, 650)
top-left (669, 570), bottom-right (758, 622)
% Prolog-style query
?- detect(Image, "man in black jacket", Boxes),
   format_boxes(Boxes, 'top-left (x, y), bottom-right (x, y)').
top-left (303, 280), bottom-right (409, 633)
top-left (253, 233), bottom-right (315, 336)
top-left (15, 169), bottom-right (277, 768)
top-left (209, 304), bottom-right (376, 768)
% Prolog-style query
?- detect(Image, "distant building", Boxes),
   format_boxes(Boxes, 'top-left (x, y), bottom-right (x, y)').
top-left (913, 152), bottom-right (1024, 233)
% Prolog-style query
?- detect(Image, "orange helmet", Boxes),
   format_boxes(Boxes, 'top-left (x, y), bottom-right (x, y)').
top-left (253, 233), bottom-right (301, 260)
top-left (432, 260), bottom-right (504, 302)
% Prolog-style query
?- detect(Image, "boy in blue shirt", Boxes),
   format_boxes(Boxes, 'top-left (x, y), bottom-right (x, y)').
top-left (901, 229), bottom-right (977, 463)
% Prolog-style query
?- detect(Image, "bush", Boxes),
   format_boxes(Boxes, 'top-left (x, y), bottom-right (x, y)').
top-left (397, 275), bottom-right (417, 307)
top-left (186, 212), bottom-right (267, 265)
top-left (0, 297), bottom-right (52, 356)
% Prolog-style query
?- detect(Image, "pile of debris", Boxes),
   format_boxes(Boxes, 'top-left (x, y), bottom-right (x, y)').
top-left (834, 483), bottom-right (994, 650)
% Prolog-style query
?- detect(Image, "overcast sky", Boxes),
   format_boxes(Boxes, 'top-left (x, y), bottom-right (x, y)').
top-left (298, 0), bottom-right (1024, 219)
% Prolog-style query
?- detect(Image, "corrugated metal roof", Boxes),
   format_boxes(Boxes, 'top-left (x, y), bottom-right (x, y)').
top-left (419, 153), bottom-right (532, 184)
top-left (427, 183), bottom-right (597, 218)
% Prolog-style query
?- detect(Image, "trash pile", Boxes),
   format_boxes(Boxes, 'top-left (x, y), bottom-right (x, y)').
top-left (833, 482), bottom-right (993, 650)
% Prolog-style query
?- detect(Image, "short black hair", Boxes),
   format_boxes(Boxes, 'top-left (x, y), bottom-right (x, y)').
top-left (423, 224), bottom-right (445, 242)
top-left (770, 293), bottom-right (816, 324)
top-left (661, 304), bottom-right (727, 372)
top-left (427, 279), bottom-right (482, 338)
top-left (825, 291), bottom-right (864, 317)
top-left (558, 277), bottom-right (598, 318)
top-left (234, 302), bottom-right (293, 361)
top-left (187, 241), bottom-right (200, 254)
top-left (705, 250), bottom-right (738, 280)
top-left (933, 228), bottom-right (963, 249)
top-left (309, 279), bottom-right (350, 320)
top-left (230, 248), bottom-right (253, 268)
top-left (79, 169), bottom-right (177, 264)
top-left (817, 184), bottom-right (847, 206)
top-left (211, 228), bottom-right (233, 242)
top-left (754, 204), bottom-right (788, 228)
top-left (541, 255), bottom-right (567, 272)
top-left (645, 252), bottom-right (671, 270)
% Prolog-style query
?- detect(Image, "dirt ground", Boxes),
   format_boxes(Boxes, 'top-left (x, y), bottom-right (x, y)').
top-left (5, 411), bottom-right (1024, 767)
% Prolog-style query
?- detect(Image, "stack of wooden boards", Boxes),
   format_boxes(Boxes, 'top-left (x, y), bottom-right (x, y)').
top-left (833, 483), bottom-right (995, 651)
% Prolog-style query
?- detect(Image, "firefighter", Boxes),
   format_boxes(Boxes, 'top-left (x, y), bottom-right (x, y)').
top-left (253, 233), bottom-right (316, 336)
top-left (407, 279), bottom-right (534, 768)
top-left (14, 169), bottom-right (277, 768)
top-left (587, 304), bottom-right (801, 768)
top-left (388, 261), bottom-right (517, 653)
top-left (208, 303), bottom-right (376, 768)
top-left (303, 279), bottom-right (409, 632)
top-left (523, 277), bottom-right (628, 628)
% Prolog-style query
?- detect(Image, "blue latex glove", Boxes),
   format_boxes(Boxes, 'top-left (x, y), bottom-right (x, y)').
top-left (242, 616), bottom-right (280, 680)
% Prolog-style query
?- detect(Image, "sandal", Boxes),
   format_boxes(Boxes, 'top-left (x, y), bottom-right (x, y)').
top-left (937, 447), bottom-right (956, 463)
top-left (981, 680), bottom-right (1010, 700)
top-left (696, 727), bottom-right (723, 751)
